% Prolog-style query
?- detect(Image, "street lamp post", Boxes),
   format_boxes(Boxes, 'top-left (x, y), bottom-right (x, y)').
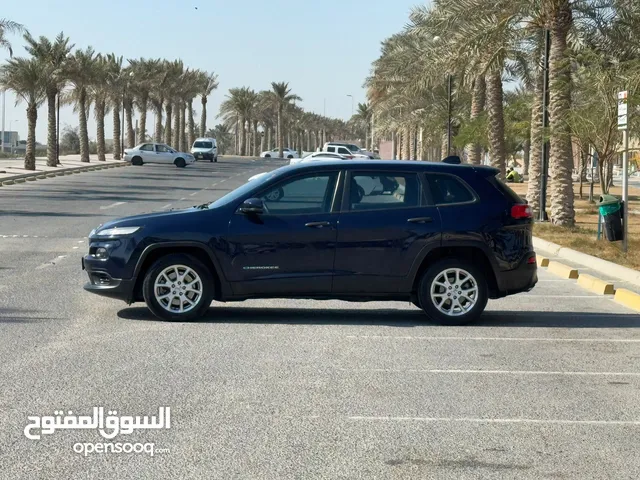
top-left (347, 94), bottom-right (354, 117)
top-left (56, 91), bottom-right (61, 164)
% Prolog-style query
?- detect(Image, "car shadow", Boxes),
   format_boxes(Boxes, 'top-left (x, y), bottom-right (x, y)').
top-left (117, 306), bottom-right (640, 328)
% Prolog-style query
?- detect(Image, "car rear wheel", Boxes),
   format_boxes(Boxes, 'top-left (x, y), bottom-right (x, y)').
top-left (175, 158), bottom-right (186, 168)
top-left (142, 254), bottom-right (214, 321)
top-left (417, 259), bottom-right (488, 325)
top-left (265, 154), bottom-right (271, 158)
top-left (287, 155), bottom-right (294, 159)
top-left (132, 156), bottom-right (143, 166)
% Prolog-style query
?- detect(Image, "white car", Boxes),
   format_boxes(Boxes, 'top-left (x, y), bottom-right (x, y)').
top-left (260, 148), bottom-right (300, 159)
top-left (290, 152), bottom-right (350, 165)
top-left (191, 138), bottom-right (218, 162)
top-left (323, 142), bottom-right (380, 159)
top-left (124, 143), bottom-right (195, 168)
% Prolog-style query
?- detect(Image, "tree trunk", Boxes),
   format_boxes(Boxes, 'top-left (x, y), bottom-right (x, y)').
top-left (46, 88), bottom-right (57, 166)
top-left (441, 133), bottom-right (448, 160)
top-left (523, 138), bottom-right (531, 177)
top-left (125, 100), bottom-right (135, 148)
top-left (165, 102), bottom-right (173, 147)
top-left (287, 126), bottom-right (292, 151)
top-left (188, 99), bottom-right (195, 147)
top-left (267, 126), bottom-right (272, 151)
top-left (96, 99), bottom-right (106, 161)
top-left (548, 1), bottom-right (575, 226)
top-left (486, 71), bottom-right (506, 178)
top-left (403, 127), bottom-right (410, 160)
top-left (173, 102), bottom-right (180, 151)
top-left (260, 126), bottom-right (266, 153)
top-left (468, 76), bottom-right (486, 165)
top-left (306, 130), bottom-right (311, 152)
top-left (277, 107), bottom-right (283, 158)
top-left (253, 120), bottom-right (259, 157)
top-left (154, 101), bottom-right (163, 143)
top-left (25, 103), bottom-right (37, 170)
top-left (138, 95), bottom-right (148, 143)
top-left (239, 117), bottom-right (246, 156)
top-left (526, 66), bottom-right (545, 216)
top-left (200, 96), bottom-right (207, 137)
top-left (180, 103), bottom-right (187, 152)
top-left (79, 88), bottom-right (90, 162)
top-left (113, 102), bottom-right (121, 160)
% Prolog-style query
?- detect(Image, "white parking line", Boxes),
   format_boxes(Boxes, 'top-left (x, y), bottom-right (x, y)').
top-left (99, 202), bottom-right (126, 210)
top-left (347, 416), bottom-right (640, 426)
top-left (179, 198), bottom-right (186, 201)
top-left (189, 192), bottom-right (197, 196)
top-left (160, 204), bottom-right (172, 209)
top-left (335, 368), bottom-right (640, 377)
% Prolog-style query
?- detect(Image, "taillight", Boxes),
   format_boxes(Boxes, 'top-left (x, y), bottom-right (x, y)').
top-left (527, 254), bottom-right (536, 264)
top-left (511, 204), bottom-right (532, 219)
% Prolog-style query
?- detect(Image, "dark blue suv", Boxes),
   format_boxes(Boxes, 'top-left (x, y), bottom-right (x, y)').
top-left (83, 160), bottom-right (537, 324)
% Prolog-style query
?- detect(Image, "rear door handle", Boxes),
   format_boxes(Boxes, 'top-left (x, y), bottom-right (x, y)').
top-left (407, 217), bottom-right (433, 224)
top-left (305, 221), bottom-right (331, 228)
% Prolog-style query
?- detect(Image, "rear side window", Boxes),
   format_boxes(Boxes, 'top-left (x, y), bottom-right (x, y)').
top-left (427, 174), bottom-right (475, 205)
top-left (487, 176), bottom-right (524, 204)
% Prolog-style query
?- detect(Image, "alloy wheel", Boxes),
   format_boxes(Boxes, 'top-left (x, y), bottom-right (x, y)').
top-left (430, 268), bottom-right (478, 317)
top-left (154, 265), bottom-right (203, 313)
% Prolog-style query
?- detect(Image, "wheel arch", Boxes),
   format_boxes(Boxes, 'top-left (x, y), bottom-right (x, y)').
top-left (410, 245), bottom-right (500, 299)
top-left (132, 242), bottom-right (228, 302)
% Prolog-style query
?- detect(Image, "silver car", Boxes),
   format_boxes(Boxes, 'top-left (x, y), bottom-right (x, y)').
top-left (124, 143), bottom-right (196, 168)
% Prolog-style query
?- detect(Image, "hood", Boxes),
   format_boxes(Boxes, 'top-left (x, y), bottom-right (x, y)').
top-left (93, 207), bottom-right (203, 233)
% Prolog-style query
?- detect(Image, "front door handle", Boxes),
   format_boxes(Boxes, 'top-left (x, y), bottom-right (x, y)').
top-left (407, 217), bottom-right (433, 224)
top-left (305, 221), bottom-right (331, 228)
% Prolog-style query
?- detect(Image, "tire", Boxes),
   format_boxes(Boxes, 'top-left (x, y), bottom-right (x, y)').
top-left (142, 253), bottom-right (214, 321)
top-left (175, 158), bottom-right (186, 168)
top-left (209, 157), bottom-right (213, 162)
top-left (214, 156), bottom-right (218, 162)
top-left (265, 154), bottom-right (271, 158)
top-left (417, 258), bottom-right (488, 325)
top-left (132, 156), bottom-right (143, 166)
top-left (287, 155), bottom-right (294, 159)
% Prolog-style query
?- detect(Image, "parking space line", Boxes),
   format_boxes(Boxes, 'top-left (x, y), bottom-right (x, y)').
top-left (99, 201), bottom-right (126, 210)
top-left (347, 416), bottom-right (640, 426)
top-left (161, 204), bottom-right (172, 209)
top-left (335, 368), bottom-right (640, 377)
top-left (189, 192), bottom-right (198, 196)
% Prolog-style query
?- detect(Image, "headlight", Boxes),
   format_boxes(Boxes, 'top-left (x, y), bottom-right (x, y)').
top-left (94, 226), bottom-right (141, 237)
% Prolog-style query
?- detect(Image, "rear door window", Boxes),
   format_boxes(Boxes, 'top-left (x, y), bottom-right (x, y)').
top-left (348, 172), bottom-right (421, 211)
top-left (427, 174), bottom-right (475, 205)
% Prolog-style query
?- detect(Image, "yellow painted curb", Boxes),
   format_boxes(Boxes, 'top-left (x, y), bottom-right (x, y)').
top-left (577, 274), bottom-right (615, 295)
top-left (14, 178), bottom-right (26, 183)
top-left (537, 256), bottom-right (549, 267)
top-left (547, 261), bottom-right (579, 279)
top-left (614, 289), bottom-right (640, 311)
top-left (25, 177), bottom-right (37, 181)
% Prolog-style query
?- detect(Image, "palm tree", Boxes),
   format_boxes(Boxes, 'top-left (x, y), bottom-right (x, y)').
top-left (219, 87), bottom-right (256, 156)
top-left (64, 47), bottom-right (97, 162)
top-left (128, 58), bottom-right (161, 146)
top-left (163, 60), bottom-right (184, 147)
top-left (89, 55), bottom-right (112, 161)
top-left (351, 102), bottom-right (372, 148)
top-left (0, 19), bottom-right (26, 56)
top-left (208, 124), bottom-right (232, 154)
top-left (0, 58), bottom-right (45, 169)
top-left (198, 71), bottom-right (218, 137)
top-left (269, 82), bottom-right (301, 158)
top-left (23, 32), bottom-right (73, 166)
top-left (105, 54), bottom-right (124, 159)
top-left (183, 69), bottom-right (201, 148)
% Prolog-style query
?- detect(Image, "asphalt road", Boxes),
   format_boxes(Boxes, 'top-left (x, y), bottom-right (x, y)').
top-left (1, 157), bottom-right (640, 479)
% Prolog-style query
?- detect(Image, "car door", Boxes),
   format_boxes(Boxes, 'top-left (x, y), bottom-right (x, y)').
top-left (138, 143), bottom-right (156, 163)
top-left (332, 170), bottom-right (442, 293)
top-left (155, 144), bottom-right (174, 164)
top-left (225, 170), bottom-right (342, 296)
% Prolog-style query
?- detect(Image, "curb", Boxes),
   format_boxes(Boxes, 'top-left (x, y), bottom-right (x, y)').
top-left (533, 236), bottom-right (640, 287)
top-left (577, 274), bottom-right (615, 295)
top-left (537, 256), bottom-right (549, 267)
top-left (614, 289), bottom-right (640, 311)
top-left (0, 161), bottom-right (128, 185)
top-left (547, 261), bottom-right (579, 279)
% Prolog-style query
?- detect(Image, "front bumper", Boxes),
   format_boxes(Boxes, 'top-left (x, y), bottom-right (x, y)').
top-left (82, 255), bottom-right (136, 303)
top-left (192, 152), bottom-right (215, 160)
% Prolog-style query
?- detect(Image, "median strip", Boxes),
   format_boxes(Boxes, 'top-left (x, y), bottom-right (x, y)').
top-left (547, 261), bottom-right (579, 279)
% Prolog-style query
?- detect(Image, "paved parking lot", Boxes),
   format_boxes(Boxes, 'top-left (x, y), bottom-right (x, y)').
top-left (1, 157), bottom-right (639, 479)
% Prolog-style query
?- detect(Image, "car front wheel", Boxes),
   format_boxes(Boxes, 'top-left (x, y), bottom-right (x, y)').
top-left (417, 259), bottom-right (488, 325)
top-left (142, 254), bottom-right (214, 321)
top-left (175, 158), bottom-right (186, 168)
top-left (131, 156), bottom-right (143, 166)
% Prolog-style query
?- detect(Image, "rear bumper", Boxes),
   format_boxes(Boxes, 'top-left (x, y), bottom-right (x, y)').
top-left (494, 254), bottom-right (538, 298)
top-left (82, 255), bottom-right (135, 303)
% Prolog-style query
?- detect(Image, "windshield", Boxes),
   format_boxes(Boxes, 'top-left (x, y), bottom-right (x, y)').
top-left (206, 166), bottom-right (289, 209)
top-left (193, 141), bottom-right (212, 148)
top-left (347, 145), bottom-right (360, 152)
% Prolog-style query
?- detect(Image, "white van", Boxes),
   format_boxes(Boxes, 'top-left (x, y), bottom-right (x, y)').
top-left (191, 138), bottom-right (218, 162)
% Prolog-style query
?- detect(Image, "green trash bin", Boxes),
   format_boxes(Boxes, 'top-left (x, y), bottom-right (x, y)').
top-left (597, 194), bottom-right (623, 241)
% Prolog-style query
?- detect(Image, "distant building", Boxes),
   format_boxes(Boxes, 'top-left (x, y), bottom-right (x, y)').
top-left (0, 131), bottom-right (19, 151)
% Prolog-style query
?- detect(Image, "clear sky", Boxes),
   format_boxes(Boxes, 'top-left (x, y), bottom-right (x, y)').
top-left (1, 0), bottom-right (424, 144)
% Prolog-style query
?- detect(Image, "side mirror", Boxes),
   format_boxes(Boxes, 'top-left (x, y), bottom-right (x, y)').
top-left (238, 198), bottom-right (264, 215)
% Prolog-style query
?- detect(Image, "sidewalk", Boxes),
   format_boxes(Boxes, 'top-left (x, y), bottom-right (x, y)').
top-left (0, 154), bottom-right (128, 184)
